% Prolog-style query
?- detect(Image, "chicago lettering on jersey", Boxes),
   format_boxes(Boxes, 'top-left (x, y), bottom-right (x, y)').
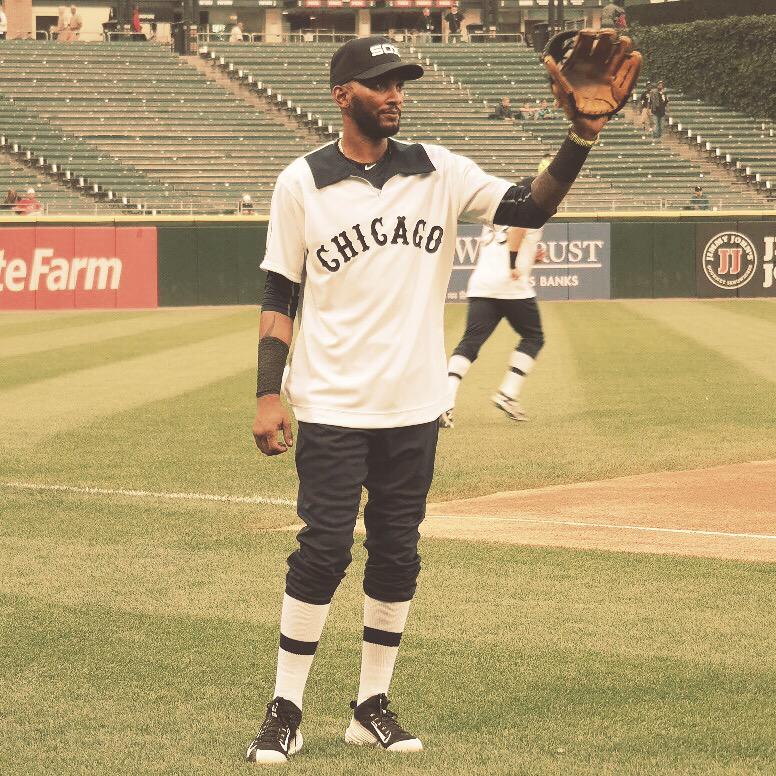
top-left (315, 215), bottom-right (444, 272)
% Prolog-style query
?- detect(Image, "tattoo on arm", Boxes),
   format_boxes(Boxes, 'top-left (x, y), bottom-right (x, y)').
top-left (259, 311), bottom-right (292, 343)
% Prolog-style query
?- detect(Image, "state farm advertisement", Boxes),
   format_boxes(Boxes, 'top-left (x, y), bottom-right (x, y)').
top-left (0, 226), bottom-right (157, 310)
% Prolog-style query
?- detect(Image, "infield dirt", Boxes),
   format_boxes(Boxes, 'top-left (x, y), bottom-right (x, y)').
top-left (424, 460), bottom-right (776, 563)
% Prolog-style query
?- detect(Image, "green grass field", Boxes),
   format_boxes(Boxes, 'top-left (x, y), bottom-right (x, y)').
top-left (2, 300), bottom-right (775, 775)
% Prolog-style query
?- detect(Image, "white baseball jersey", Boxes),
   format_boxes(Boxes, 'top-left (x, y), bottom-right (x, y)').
top-left (466, 225), bottom-right (542, 300)
top-left (261, 138), bottom-right (512, 428)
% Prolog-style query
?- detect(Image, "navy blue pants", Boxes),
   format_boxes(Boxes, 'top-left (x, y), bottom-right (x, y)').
top-left (286, 420), bottom-right (439, 606)
top-left (453, 297), bottom-right (545, 363)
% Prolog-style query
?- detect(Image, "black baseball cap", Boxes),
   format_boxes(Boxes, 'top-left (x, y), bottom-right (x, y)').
top-left (330, 36), bottom-right (424, 89)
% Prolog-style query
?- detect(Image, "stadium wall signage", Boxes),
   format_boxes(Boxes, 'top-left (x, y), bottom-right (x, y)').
top-left (696, 223), bottom-right (776, 298)
top-left (449, 222), bottom-right (611, 302)
top-left (0, 226), bottom-right (157, 310)
top-left (2, 217), bottom-right (776, 308)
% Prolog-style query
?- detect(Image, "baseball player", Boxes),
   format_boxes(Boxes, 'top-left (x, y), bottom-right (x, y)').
top-left (247, 32), bottom-right (639, 764)
top-left (440, 219), bottom-right (546, 428)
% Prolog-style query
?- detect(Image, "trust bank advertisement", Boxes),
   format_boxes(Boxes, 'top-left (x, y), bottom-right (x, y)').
top-left (0, 226), bottom-right (158, 310)
top-left (449, 222), bottom-right (611, 301)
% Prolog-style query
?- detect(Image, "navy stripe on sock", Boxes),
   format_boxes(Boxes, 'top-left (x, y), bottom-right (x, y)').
top-left (448, 372), bottom-right (463, 380)
top-left (509, 366), bottom-right (526, 376)
top-left (279, 633), bottom-right (318, 656)
top-left (363, 626), bottom-right (402, 647)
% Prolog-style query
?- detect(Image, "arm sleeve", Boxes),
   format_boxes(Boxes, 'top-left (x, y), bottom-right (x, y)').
top-left (260, 171), bottom-right (306, 283)
top-left (493, 177), bottom-right (554, 229)
top-left (449, 152), bottom-right (514, 225)
top-left (262, 271), bottom-right (300, 319)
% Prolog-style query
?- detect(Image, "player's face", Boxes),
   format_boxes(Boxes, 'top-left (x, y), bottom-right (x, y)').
top-left (348, 76), bottom-right (405, 139)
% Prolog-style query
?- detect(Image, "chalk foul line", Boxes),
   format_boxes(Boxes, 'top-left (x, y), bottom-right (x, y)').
top-left (427, 514), bottom-right (776, 542)
top-left (4, 481), bottom-right (775, 542)
top-left (1, 481), bottom-right (296, 507)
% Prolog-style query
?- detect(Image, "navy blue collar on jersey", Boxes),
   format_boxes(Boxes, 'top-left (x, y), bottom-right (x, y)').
top-left (305, 138), bottom-right (436, 190)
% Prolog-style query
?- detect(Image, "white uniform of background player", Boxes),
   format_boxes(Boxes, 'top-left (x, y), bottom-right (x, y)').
top-left (442, 223), bottom-right (546, 425)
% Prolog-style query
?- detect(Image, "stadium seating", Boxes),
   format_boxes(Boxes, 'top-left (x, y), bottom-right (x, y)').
top-left (208, 41), bottom-right (766, 211)
top-left (0, 151), bottom-right (105, 214)
top-left (665, 95), bottom-right (776, 196)
top-left (0, 40), bottom-right (315, 213)
top-left (0, 39), bottom-right (770, 214)
top-left (411, 43), bottom-right (765, 210)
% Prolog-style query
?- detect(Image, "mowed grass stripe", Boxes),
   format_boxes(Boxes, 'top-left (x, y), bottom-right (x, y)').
top-left (0, 327), bottom-right (258, 448)
top-left (2, 493), bottom-right (775, 774)
top-left (0, 306), bottom-right (244, 359)
top-left (0, 368), bottom-right (294, 500)
top-left (0, 309), bottom-right (153, 337)
top-left (551, 301), bottom-right (776, 479)
top-left (624, 299), bottom-right (776, 385)
top-left (718, 298), bottom-right (776, 324)
top-left (0, 309), bottom-right (256, 391)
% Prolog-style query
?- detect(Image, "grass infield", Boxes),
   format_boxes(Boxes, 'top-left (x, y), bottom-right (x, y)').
top-left (1, 300), bottom-right (775, 775)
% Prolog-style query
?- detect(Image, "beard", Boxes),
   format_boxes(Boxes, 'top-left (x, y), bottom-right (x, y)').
top-left (349, 93), bottom-right (400, 139)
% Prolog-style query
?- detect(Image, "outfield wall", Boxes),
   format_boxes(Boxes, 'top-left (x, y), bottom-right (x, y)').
top-left (1, 213), bottom-right (775, 309)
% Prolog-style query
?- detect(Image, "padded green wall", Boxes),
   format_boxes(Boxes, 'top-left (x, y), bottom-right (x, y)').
top-left (610, 222), bottom-right (655, 298)
top-left (157, 221), bottom-right (266, 307)
top-left (652, 222), bottom-right (696, 298)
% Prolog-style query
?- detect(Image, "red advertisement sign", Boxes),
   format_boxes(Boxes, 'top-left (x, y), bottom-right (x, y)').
top-left (0, 226), bottom-right (157, 310)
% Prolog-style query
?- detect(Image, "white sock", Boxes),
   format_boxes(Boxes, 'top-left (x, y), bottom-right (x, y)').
top-left (273, 593), bottom-right (330, 711)
top-left (446, 354), bottom-right (472, 408)
top-left (357, 596), bottom-right (411, 705)
top-left (498, 350), bottom-right (535, 400)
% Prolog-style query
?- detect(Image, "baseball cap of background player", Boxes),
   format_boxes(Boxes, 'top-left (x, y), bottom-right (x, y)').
top-left (330, 36), bottom-right (424, 89)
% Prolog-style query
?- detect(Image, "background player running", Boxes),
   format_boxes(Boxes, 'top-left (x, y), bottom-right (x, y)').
top-left (441, 201), bottom-right (547, 427)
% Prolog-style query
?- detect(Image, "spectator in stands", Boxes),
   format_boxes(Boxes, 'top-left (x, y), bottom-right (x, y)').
top-left (2, 189), bottom-right (18, 210)
top-left (651, 80), bottom-right (668, 139)
top-left (516, 101), bottom-right (536, 121)
top-left (132, 6), bottom-right (142, 33)
top-left (417, 8), bottom-right (438, 44)
top-left (229, 21), bottom-right (245, 43)
top-left (67, 5), bottom-right (83, 41)
top-left (689, 186), bottom-right (710, 211)
top-left (239, 194), bottom-right (254, 214)
top-left (445, 4), bottom-right (465, 44)
top-left (489, 96), bottom-right (514, 121)
top-left (0, 4), bottom-right (7, 40)
top-left (537, 153), bottom-right (552, 174)
top-left (14, 188), bottom-right (43, 216)
top-left (535, 99), bottom-right (556, 120)
top-left (56, 6), bottom-right (71, 40)
top-left (601, 1), bottom-right (627, 30)
top-left (639, 81), bottom-right (654, 133)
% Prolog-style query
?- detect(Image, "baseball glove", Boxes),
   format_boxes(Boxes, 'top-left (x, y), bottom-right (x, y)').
top-left (543, 29), bottom-right (642, 120)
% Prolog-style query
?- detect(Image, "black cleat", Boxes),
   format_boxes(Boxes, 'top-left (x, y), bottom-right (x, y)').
top-left (344, 694), bottom-right (423, 752)
top-left (245, 696), bottom-right (303, 765)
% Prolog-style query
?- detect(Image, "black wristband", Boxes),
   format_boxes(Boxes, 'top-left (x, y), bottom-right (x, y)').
top-left (256, 336), bottom-right (289, 398)
top-left (546, 136), bottom-right (592, 184)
